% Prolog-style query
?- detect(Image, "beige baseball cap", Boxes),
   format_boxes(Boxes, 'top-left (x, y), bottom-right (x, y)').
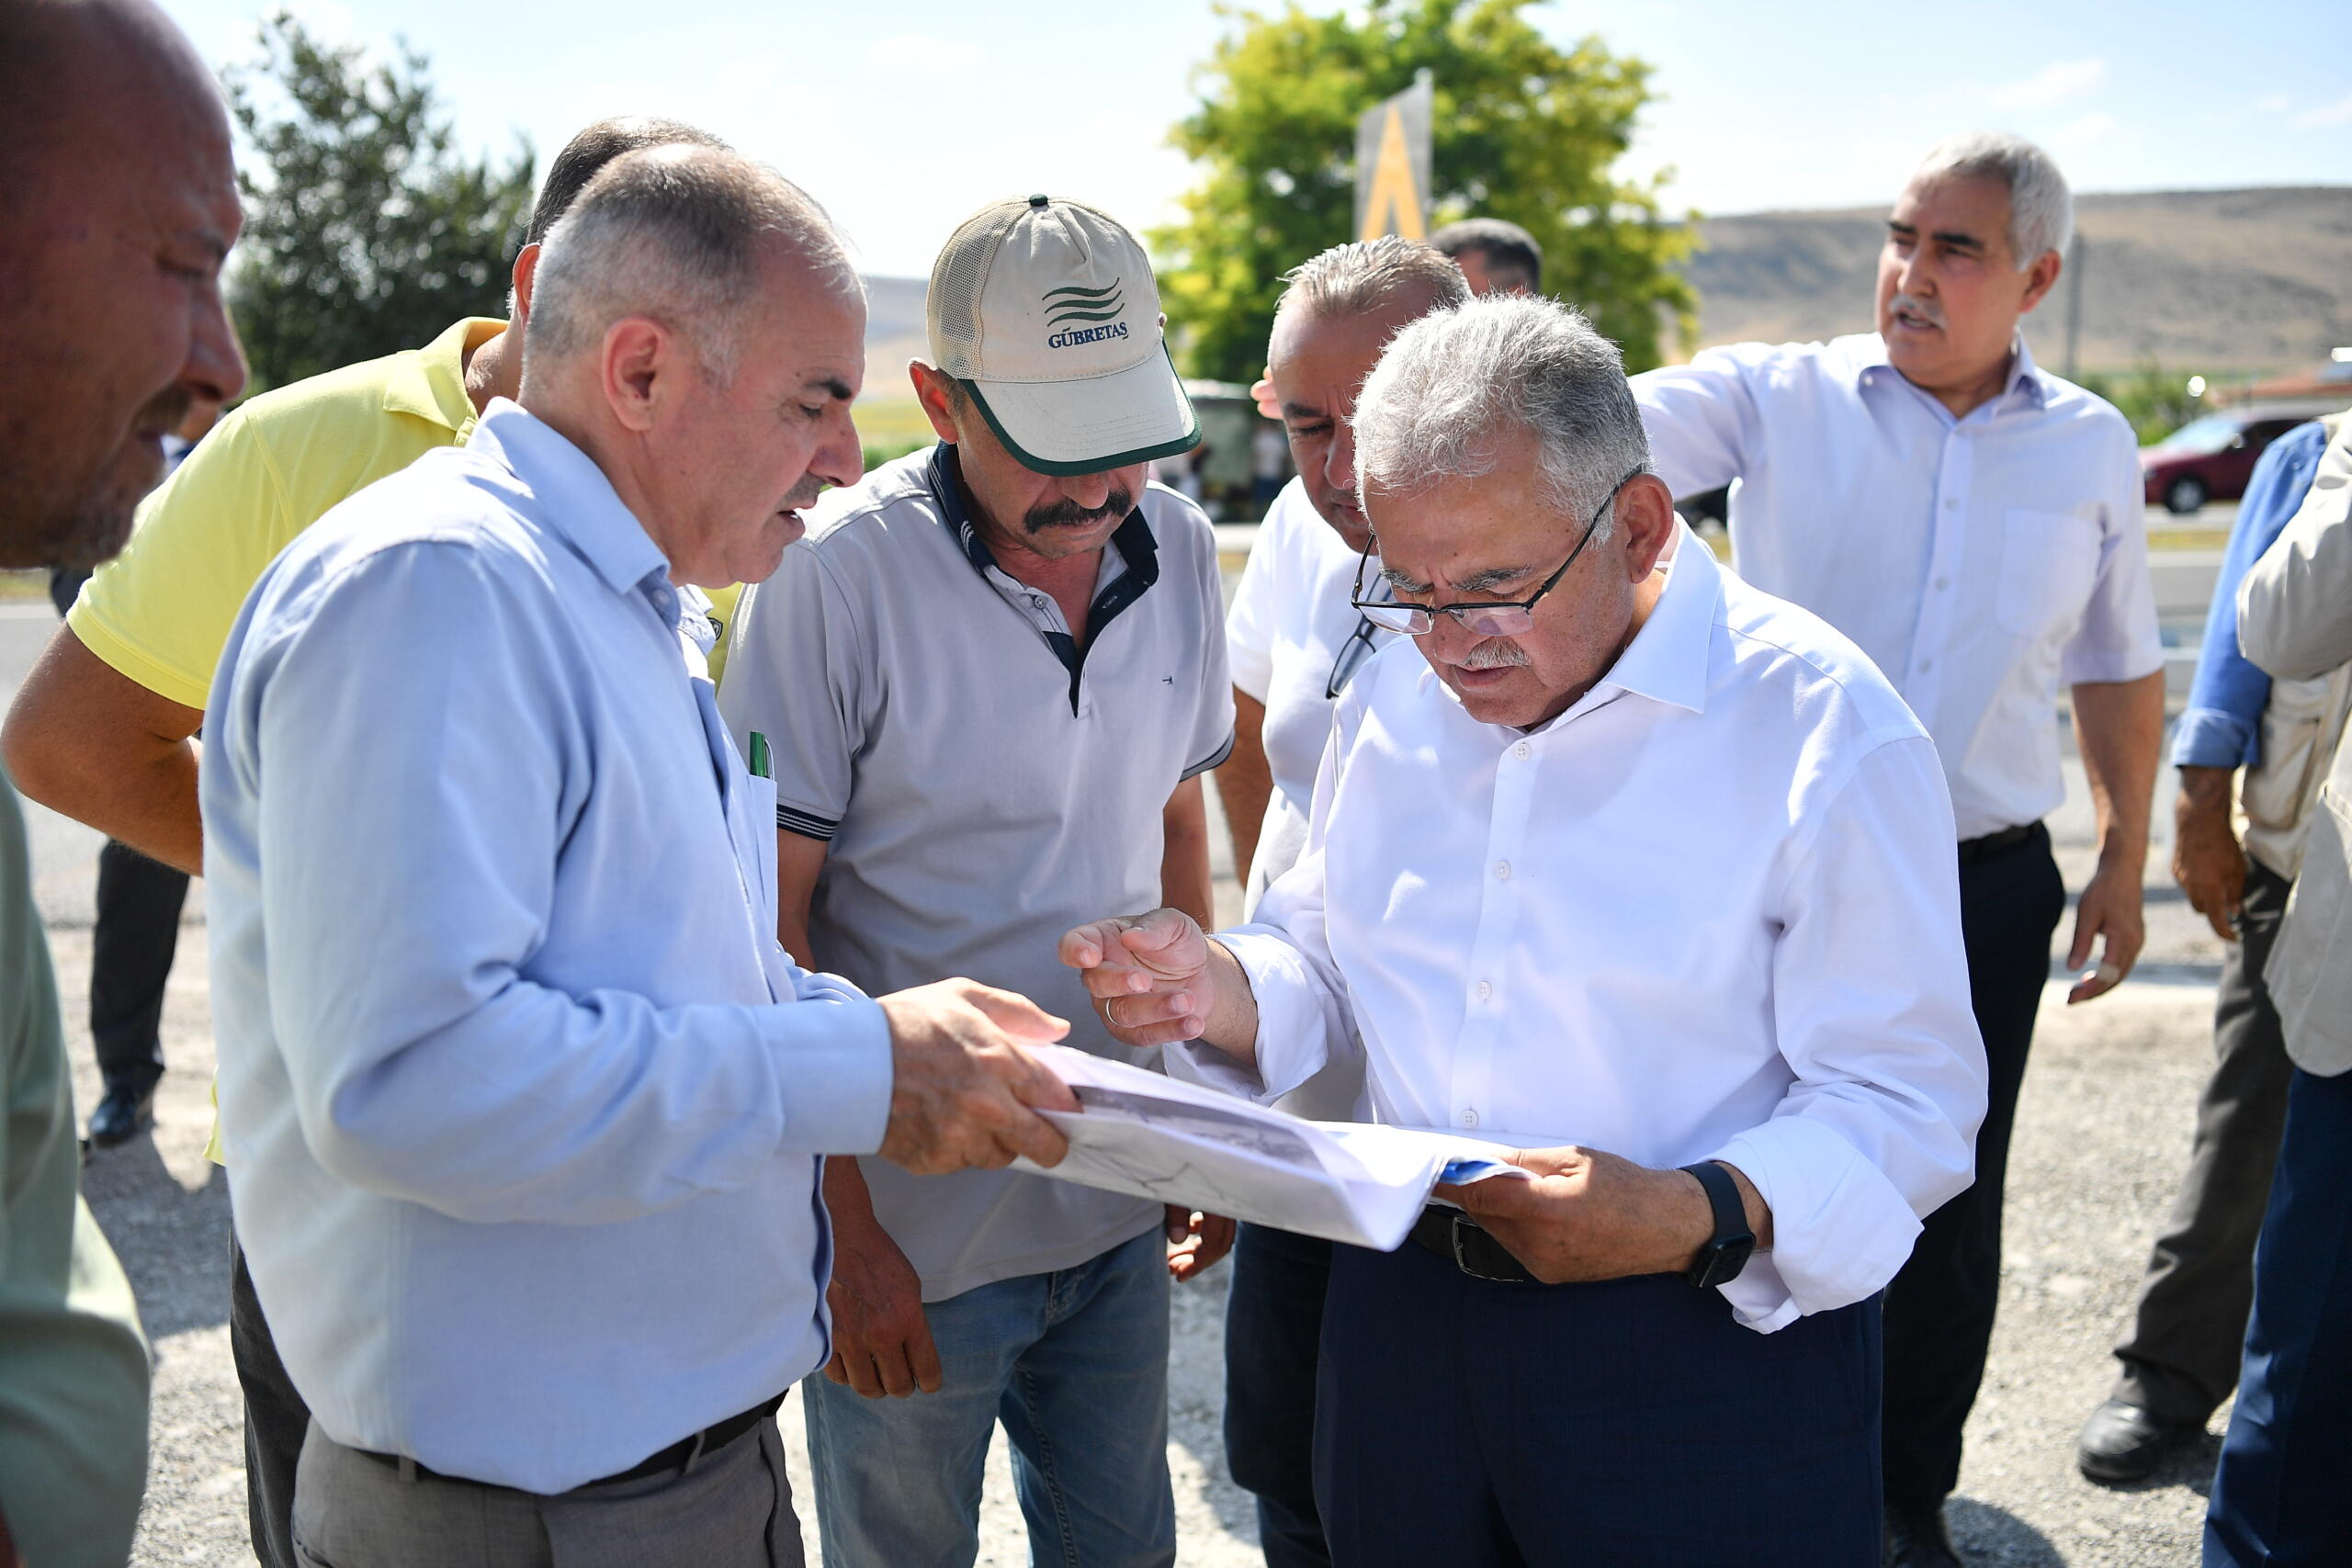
top-left (927, 194), bottom-right (1199, 475)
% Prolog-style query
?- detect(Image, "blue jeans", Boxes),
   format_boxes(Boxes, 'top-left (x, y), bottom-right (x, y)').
top-left (803, 1227), bottom-right (1175, 1568)
top-left (2206, 1066), bottom-right (2352, 1567)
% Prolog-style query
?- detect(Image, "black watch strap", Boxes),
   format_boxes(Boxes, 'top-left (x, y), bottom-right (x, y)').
top-left (1679, 1160), bottom-right (1756, 1290)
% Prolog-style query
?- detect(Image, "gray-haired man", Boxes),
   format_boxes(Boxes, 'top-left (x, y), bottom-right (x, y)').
top-left (205, 146), bottom-right (1080, 1567)
top-left (719, 195), bottom-right (1232, 1568)
top-left (1065, 293), bottom-right (1985, 1566)
top-left (1632, 131), bottom-right (2164, 1567)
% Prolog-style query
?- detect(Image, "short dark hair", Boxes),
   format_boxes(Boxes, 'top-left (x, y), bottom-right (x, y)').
top-left (1428, 218), bottom-right (1544, 292)
top-left (523, 117), bottom-right (729, 250)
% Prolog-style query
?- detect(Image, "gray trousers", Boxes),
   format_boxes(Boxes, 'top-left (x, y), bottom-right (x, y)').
top-left (2110, 860), bottom-right (2297, 1426)
top-left (289, 1416), bottom-right (806, 1568)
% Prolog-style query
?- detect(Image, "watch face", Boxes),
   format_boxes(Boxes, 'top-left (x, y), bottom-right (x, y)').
top-left (1694, 1235), bottom-right (1756, 1291)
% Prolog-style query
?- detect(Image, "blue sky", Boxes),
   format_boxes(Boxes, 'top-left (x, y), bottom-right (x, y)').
top-left (164, 0), bottom-right (2352, 278)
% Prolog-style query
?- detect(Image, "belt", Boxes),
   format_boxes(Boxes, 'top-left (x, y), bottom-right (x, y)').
top-left (1958, 822), bottom-right (2039, 864)
top-left (1408, 1205), bottom-right (1545, 1284)
top-left (360, 1393), bottom-right (782, 1490)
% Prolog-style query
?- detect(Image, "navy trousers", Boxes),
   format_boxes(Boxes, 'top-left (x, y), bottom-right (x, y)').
top-left (2205, 1066), bottom-right (2352, 1567)
top-left (1225, 1224), bottom-right (1333, 1568)
top-left (1881, 826), bottom-right (2066, 1503)
top-left (1313, 1240), bottom-right (1883, 1567)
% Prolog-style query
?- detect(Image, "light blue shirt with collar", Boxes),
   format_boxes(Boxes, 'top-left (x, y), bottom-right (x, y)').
top-left (201, 398), bottom-right (893, 1494)
top-left (1634, 332), bottom-right (2162, 840)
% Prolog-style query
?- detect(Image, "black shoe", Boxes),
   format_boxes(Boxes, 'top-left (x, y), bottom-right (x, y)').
top-left (1883, 1497), bottom-right (1962, 1568)
top-left (86, 1082), bottom-right (156, 1148)
top-left (2076, 1397), bottom-right (2194, 1483)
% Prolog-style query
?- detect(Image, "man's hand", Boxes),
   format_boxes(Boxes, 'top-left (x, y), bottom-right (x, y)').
top-left (2171, 764), bottom-right (2245, 944)
top-left (876, 979), bottom-right (1078, 1175)
top-left (1165, 1206), bottom-right (1237, 1282)
top-left (822, 1165), bottom-right (943, 1398)
top-left (1058, 908), bottom-right (1216, 1047)
top-left (2067, 858), bottom-right (2147, 1004)
top-left (1434, 1147), bottom-right (1770, 1285)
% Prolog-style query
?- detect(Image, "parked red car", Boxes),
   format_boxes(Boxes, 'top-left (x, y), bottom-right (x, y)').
top-left (2141, 411), bottom-right (2315, 515)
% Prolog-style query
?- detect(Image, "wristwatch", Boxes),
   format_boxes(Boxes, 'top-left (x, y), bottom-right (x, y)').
top-left (1679, 1161), bottom-right (1756, 1290)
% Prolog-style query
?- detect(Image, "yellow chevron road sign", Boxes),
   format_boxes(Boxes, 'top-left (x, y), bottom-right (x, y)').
top-left (1354, 73), bottom-right (1432, 243)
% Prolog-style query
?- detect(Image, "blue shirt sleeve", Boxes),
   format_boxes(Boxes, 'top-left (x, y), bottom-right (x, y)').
top-left (2172, 421), bottom-right (2331, 770)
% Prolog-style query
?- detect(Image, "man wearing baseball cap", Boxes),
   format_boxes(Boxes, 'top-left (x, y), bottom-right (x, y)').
top-left (718, 195), bottom-right (1233, 1568)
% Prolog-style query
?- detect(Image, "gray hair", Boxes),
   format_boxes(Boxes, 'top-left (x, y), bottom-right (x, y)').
top-left (1353, 295), bottom-right (1650, 537)
top-left (1907, 130), bottom-right (2073, 268)
top-left (1274, 235), bottom-right (1469, 325)
top-left (526, 144), bottom-right (859, 383)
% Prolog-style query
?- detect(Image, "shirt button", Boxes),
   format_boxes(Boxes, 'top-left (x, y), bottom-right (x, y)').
top-left (1934, 575), bottom-right (1951, 591)
top-left (1461, 1110), bottom-right (1481, 1129)
top-left (1918, 659), bottom-right (1936, 673)
top-left (1476, 980), bottom-right (1493, 1001)
top-left (1512, 741), bottom-right (1531, 761)
top-left (1494, 861), bottom-right (1512, 881)
top-left (1943, 497), bottom-right (1959, 511)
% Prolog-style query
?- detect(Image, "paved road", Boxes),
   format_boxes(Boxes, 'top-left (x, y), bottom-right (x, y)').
top-left (9, 586), bottom-right (2243, 1565)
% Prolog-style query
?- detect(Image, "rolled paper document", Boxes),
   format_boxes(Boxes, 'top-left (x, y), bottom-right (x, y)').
top-left (2094, 961), bottom-right (2124, 986)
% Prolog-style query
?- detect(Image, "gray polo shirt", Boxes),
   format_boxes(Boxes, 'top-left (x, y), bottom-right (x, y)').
top-left (718, 444), bottom-right (1234, 1300)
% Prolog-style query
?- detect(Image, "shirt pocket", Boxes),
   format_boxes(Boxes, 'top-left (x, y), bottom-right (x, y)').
top-left (743, 773), bottom-right (780, 937)
top-left (1996, 508), bottom-right (2102, 640)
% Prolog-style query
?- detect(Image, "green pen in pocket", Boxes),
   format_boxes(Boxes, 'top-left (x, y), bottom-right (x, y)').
top-left (748, 730), bottom-right (772, 780)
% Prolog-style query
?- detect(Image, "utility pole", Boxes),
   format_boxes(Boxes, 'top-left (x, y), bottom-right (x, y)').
top-left (2064, 233), bottom-right (2086, 381)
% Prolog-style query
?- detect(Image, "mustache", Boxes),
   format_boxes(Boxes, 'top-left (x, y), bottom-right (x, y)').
top-left (1887, 291), bottom-right (1946, 330)
top-left (1459, 641), bottom-right (1532, 671)
top-left (1024, 488), bottom-right (1133, 535)
top-left (778, 473), bottom-right (827, 511)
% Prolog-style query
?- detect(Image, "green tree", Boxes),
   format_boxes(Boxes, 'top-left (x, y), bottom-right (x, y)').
top-left (1155, 0), bottom-right (1695, 384)
top-left (225, 12), bottom-right (534, 393)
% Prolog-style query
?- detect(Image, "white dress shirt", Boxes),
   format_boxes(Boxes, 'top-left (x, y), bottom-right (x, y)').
top-left (1222, 478), bottom-right (1396, 1119)
top-left (1634, 333), bottom-right (2163, 840)
top-left (1225, 477), bottom-right (1399, 910)
top-left (203, 400), bottom-right (893, 1492)
top-left (1178, 530), bottom-right (1988, 1331)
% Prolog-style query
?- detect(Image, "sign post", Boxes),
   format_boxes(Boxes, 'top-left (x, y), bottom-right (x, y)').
top-left (1353, 70), bottom-right (1432, 243)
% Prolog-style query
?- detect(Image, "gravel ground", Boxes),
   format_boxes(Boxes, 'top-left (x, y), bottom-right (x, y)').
top-left (55, 841), bottom-right (2237, 1568)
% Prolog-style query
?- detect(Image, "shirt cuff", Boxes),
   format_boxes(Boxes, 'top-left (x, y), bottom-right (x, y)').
top-left (1161, 930), bottom-right (1337, 1104)
top-left (767, 996), bottom-right (893, 1156)
top-left (2169, 706), bottom-right (2256, 770)
top-left (2060, 645), bottom-right (2166, 687)
top-left (1706, 1117), bottom-right (1924, 1326)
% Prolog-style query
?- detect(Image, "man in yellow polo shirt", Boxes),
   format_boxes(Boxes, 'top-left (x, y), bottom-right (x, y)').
top-left (1, 112), bottom-right (728, 1568)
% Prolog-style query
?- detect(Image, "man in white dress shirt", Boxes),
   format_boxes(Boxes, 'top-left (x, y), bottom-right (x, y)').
top-left (1632, 130), bottom-right (2165, 1567)
top-left (1214, 236), bottom-right (1465, 1568)
top-left (1064, 295), bottom-right (1988, 1567)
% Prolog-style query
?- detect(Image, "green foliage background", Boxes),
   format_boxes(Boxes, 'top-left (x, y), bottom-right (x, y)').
top-left (1153, 0), bottom-right (1697, 384)
top-left (225, 11), bottom-right (534, 395)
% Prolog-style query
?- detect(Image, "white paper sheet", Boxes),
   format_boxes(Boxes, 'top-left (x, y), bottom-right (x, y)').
top-left (1010, 1045), bottom-right (1527, 1251)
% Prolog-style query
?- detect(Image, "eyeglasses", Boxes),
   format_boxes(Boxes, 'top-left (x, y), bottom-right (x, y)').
top-left (1348, 467), bottom-right (1643, 637)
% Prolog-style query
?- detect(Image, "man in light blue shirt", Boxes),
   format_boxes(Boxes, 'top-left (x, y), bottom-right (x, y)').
top-left (203, 145), bottom-right (1079, 1566)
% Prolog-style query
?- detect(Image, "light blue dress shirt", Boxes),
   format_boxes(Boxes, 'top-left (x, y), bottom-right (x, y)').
top-left (201, 399), bottom-right (894, 1494)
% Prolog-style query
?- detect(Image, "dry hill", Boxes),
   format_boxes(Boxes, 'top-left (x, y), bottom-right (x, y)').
top-left (1683, 186), bottom-right (2352, 376)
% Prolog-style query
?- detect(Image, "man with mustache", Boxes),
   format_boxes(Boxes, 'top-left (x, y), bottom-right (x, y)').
top-left (0, 2), bottom-right (245, 1562)
top-left (718, 195), bottom-right (1233, 1568)
top-left (3, 113), bottom-right (732, 1568)
top-left (1063, 294), bottom-right (1985, 1567)
top-left (1632, 130), bottom-right (2164, 1567)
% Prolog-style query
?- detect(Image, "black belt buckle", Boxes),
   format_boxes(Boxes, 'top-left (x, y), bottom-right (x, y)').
top-left (1445, 1211), bottom-right (1531, 1283)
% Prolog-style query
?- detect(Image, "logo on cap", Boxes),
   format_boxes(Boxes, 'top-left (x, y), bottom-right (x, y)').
top-left (1043, 278), bottom-right (1131, 348)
